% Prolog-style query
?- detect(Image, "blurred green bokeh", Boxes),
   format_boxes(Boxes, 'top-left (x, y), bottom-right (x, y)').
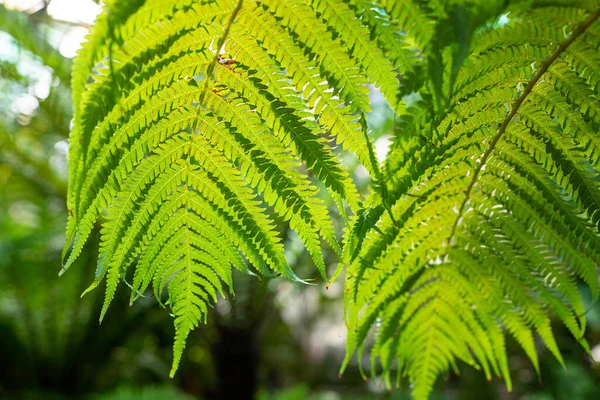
top-left (0, 2), bottom-right (599, 400)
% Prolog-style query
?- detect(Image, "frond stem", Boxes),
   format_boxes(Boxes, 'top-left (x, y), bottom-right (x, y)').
top-left (361, 114), bottom-right (397, 226)
top-left (445, 9), bottom-right (600, 253)
top-left (191, 0), bottom-right (245, 136)
top-left (177, 0), bottom-right (245, 328)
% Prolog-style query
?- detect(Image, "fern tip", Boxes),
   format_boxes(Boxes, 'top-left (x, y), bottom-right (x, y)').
top-left (98, 301), bottom-right (112, 324)
top-left (328, 261), bottom-right (345, 285)
top-left (80, 281), bottom-right (99, 298)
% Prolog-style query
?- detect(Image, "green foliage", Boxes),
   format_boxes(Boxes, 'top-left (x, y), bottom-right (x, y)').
top-left (258, 385), bottom-right (412, 400)
top-left (64, 0), bottom-right (393, 376)
top-left (0, 8), bottom-right (76, 370)
top-left (342, 1), bottom-right (600, 399)
top-left (0, 5), bottom-right (71, 84)
top-left (95, 385), bottom-right (194, 400)
top-left (0, 8), bottom-right (169, 396)
top-left (65, 0), bottom-right (600, 397)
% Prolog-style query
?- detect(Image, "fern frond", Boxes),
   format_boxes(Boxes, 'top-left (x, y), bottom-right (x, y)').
top-left (63, 0), bottom-right (412, 374)
top-left (310, 0), bottom-right (403, 113)
top-left (343, 4), bottom-right (600, 399)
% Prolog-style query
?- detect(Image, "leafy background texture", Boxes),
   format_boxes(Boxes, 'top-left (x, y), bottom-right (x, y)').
top-left (1, 0), bottom-right (600, 399)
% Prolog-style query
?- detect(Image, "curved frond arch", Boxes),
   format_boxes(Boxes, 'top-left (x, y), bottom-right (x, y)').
top-left (63, 0), bottom-right (415, 375)
top-left (65, 0), bottom-right (600, 393)
top-left (342, 3), bottom-right (600, 398)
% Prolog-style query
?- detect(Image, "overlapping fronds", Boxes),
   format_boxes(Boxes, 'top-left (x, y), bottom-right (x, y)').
top-left (342, 2), bottom-right (600, 398)
top-left (66, 0), bottom-right (600, 393)
top-left (63, 0), bottom-right (419, 375)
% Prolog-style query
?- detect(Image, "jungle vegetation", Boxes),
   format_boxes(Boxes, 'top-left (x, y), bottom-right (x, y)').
top-left (1, 0), bottom-right (600, 399)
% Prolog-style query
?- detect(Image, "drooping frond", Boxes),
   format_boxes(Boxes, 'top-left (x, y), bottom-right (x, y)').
top-left (342, 3), bottom-right (600, 399)
top-left (63, 0), bottom-right (416, 375)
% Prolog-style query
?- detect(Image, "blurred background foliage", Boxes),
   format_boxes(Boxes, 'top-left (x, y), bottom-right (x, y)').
top-left (0, 1), bottom-right (599, 399)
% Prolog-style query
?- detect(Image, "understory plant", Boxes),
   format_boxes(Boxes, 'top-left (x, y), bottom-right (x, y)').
top-left (63, 0), bottom-right (600, 398)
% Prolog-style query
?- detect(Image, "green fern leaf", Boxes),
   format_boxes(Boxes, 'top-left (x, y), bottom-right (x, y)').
top-left (63, 0), bottom-right (407, 374)
top-left (64, 0), bottom-right (600, 391)
top-left (342, 3), bottom-right (600, 399)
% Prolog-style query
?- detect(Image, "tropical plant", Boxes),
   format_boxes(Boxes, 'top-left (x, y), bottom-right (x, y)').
top-left (0, 6), bottom-right (177, 398)
top-left (63, 0), bottom-right (600, 398)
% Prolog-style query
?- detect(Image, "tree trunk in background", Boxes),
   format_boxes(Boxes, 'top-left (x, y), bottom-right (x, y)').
top-left (212, 324), bottom-right (259, 400)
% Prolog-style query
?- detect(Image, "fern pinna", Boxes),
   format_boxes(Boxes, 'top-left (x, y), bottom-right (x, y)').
top-left (63, 0), bottom-right (600, 396)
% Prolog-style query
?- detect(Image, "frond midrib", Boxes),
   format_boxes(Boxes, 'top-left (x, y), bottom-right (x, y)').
top-left (445, 9), bottom-right (600, 256)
